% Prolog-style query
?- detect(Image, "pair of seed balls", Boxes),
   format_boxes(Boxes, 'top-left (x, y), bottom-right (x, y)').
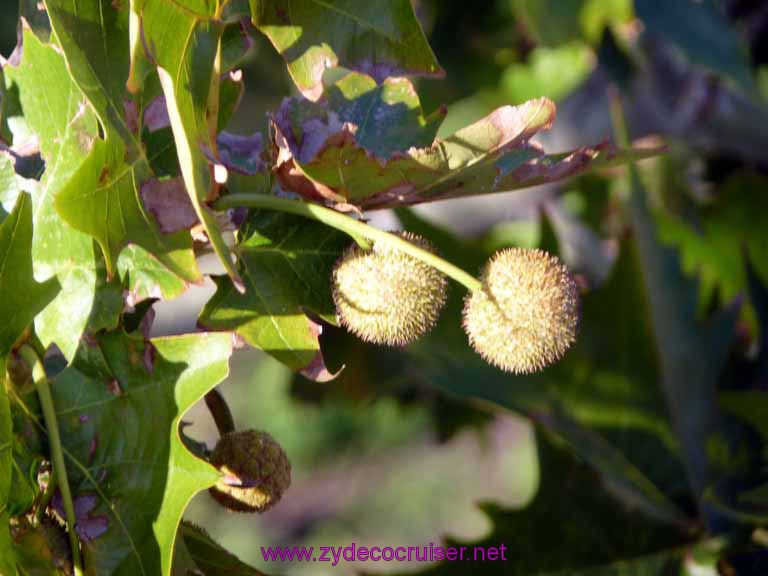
top-left (332, 233), bottom-right (580, 374)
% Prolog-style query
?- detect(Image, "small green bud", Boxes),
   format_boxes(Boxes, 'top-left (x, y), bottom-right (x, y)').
top-left (208, 430), bottom-right (291, 513)
top-left (332, 232), bottom-right (448, 346)
top-left (463, 248), bottom-right (579, 373)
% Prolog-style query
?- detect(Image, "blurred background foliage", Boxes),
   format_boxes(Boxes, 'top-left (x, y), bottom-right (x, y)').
top-left (4, 0), bottom-right (768, 574)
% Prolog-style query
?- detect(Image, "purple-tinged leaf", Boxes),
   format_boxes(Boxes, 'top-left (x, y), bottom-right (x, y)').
top-left (214, 132), bottom-right (266, 176)
top-left (273, 83), bottom-right (556, 205)
top-left (143, 96), bottom-right (171, 133)
top-left (141, 178), bottom-right (199, 234)
top-left (272, 75), bottom-right (665, 209)
top-left (298, 319), bottom-right (343, 383)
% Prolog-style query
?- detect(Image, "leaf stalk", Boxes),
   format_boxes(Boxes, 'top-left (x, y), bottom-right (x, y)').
top-left (213, 194), bottom-right (482, 292)
top-left (18, 346), bottom-right (83, 576)
top-left (204, 389), bottom-right (235, 437)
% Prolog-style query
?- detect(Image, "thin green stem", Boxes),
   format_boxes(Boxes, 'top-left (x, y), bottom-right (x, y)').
top-left (18, 346), bottom-right (83, 576)
top-left (214, 194), bottom-right (482, 292)
top-left (207, 33), bottom-right (222, 155)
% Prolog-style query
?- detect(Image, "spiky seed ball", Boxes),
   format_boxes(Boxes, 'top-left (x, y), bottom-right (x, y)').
top-left (332, 232), bottom-right (448, 346)
top-left (208, 430), bottom-right (291, 513)
top-left (463, 248), bottom-right (579, 374)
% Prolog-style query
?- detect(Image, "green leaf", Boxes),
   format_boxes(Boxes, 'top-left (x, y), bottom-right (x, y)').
top-left (656, 172), bottom-right (768, 326)
top-left (250, 0), bottom-right (443, 100)
top-left (398, 209), bottom-right (690, 525)
top-left (500, 44), bottom-right (592, 103)
top-left (174, 522), bottom-right (270, 575)
top-left (4, 28), bottom-right (127, 359)
top-left (0, 193), bottom-right (60, 574)
top-left (623, 142), bottom-right (739, 503)
top-left (118, 245), bottom-right (189, 304)
top-left (0, 152), bottom-right (21, 222)
top-left (635, 0), bottom-right (756, 94)
top-left (273, 86), bottom-right (550, 203)
top-left (49, 330), bottom-right (232, 575)
top-left (273, 84), bottom-right (662, 207)
top-left (0, 63), bottom-right (12, 144)
top-left (511, 0), bottom-right (585, 46)
top-left (200, 210), bottom-right (348, 374)
top-left (0, 193), bottom-right (61, 362)
top-left (322, 68), bottom-right (442, 157)
top-left (44, 0), bottom-right (136, 148)
top-left (7, 439), bottom-right (40, 518)
top-left (720, 391), bottom-right (768, 445)
top-left (580, 0), bottom-right (633, 44)
top-left (398, 430), bottom-right (689, 576)
top-left (709, 389), bottom-right (768, 525)
top-left (0, 399), bottom-right (14, 574)
top-left (140, 0), bottom-right (244, 291)
top-left (511, 0), bottom-right (632, 46)
top-left (43, 0), bottom-right (202, 293)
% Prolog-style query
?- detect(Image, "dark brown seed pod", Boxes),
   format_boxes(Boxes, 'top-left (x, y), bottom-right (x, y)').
top-left (208, 430), bottom-right (291, 513)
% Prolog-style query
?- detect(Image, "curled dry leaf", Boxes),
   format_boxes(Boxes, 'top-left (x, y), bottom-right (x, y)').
top-left (271, 72), bottom-right (663, 210)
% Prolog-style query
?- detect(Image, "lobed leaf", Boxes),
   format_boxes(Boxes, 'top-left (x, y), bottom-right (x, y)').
top-left (42, 0), bottom-right (202, 299)
top-left (250, 0), bottom-right (443, 100)
top-left (0, 193), bottom-right (60, 574)
top-left (4, 28), bottom-right (126, 359)
top-left (398, 208), bottom-right (691, 525)
top-left (271, 74), bottom-right (663, 209)
top-left (635, 0), bottom-right (756, 94)
top-left (174, 522), bottom-right (271, 575)
top-left (49, 330), bottom-right (232, 575)
top-left (140, 0), bottom-right (245, 291)
top-left (0, 193), bottom-right (61, 364)
top-left (656, 172), bottom-right (768, 326)
top-left (388, 430), bottom-right (690, 576)
top-left (624, 149), bottom-right (739, 503)
top-left (200, 210), bottom-right (348, 376)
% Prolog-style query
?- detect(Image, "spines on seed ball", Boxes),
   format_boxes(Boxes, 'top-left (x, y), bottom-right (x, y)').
top-left (332, 232), bottom-right (448, 346)
top-left (462, 248), bottom-right (579, 373)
